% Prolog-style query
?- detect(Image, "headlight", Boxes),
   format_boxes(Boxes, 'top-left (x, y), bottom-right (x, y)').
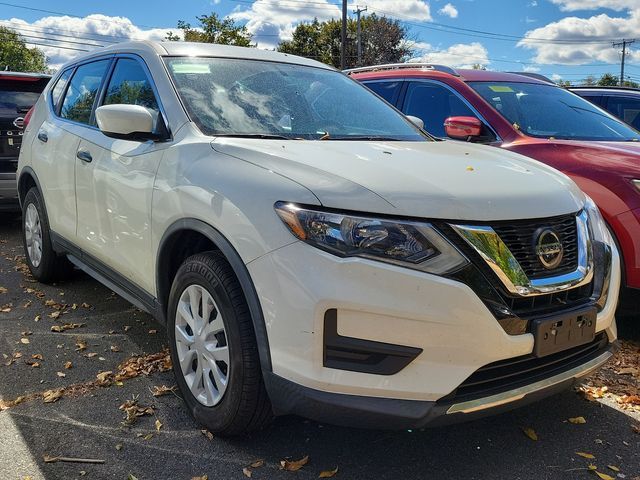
top-left (584, 195), bottom-right (613, 246)
top-left (274, 202), bottom-right (468, 275)
top-left (632, 179), bottom-right (640, 193)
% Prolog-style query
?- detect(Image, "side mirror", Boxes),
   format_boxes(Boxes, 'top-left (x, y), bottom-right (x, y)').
top-left (406, 115), bottom-right (424, 130)
top-left (444, 116), bottom-right (483, 140)
top-left (95, 104), bottom-right (158, 141)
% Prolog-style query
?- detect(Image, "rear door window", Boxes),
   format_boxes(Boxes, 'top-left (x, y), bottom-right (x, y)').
top-left (402, 81), bottom-right (475, 137)
top-left (60, 60), bottom-right (110, 125)
top-left (606, 96), bottom-right (640, 130)
top-left (50, 68), bottom-right (73, 112)
top-left (364, 81), bottom-right (402, 105)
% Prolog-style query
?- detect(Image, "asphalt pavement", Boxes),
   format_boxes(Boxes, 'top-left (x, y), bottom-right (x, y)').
top-left (0, 212), bottom-right (639, 480)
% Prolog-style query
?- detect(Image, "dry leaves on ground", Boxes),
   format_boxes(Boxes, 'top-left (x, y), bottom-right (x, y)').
top-left (50, 323), bottom-right (85, 333)
top-left (280, 455), bottom-right (309, 472)
top-left (151, 385), bottom-right (177, 397)
top-left (319, 466), bottom-right (339, 478)
top-left (43, 389), bottom-right (64, 403)
top-left (522, 427), bottom-right (538, 441)
top-left (119, 398), bottom-right (155, 426)
top-left (568, 416), bottom-right (586, 424)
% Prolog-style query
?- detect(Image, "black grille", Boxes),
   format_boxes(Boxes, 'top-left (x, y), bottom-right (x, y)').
top-left (505, 282), bottom-right (593, 318)
top-left (447, 333), bottom-right (609, 402)
top-left (492, 214), bottom-right (578, 279)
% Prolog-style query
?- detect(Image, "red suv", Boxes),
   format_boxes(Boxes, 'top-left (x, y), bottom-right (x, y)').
top-left (0, 71), bottom-right (50, 211)
top-left (351, 65), bottom-right (640, 292)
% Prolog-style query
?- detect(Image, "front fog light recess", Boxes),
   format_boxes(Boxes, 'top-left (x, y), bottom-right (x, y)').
top-left (275, 202), bottom-right (468, 275)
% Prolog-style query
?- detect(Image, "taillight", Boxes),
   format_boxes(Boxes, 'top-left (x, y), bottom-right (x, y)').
top-left (23, 106), bottom-right (35, 130)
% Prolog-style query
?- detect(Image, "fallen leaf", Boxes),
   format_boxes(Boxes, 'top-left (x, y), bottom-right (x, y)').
top-left (138, 433), bottom-right (154, 441)
top-left (31, 354), bottom-right (43, 360)
top-left (191, 476), bottom-right (208, 480)
top-left (56, 372), bottom-right (66, 378)
top-left (110, 345), bottom-right (120, 352)
top-left (155, 419), bottom-right (163, 431)
top-left (0, 286), bottom-right (7, 294)
top-left (75, 340), bottom-right (87, 352)
top-left (85, 353), bottom-right (97, 358)
top-left (201, 429), bottom-right (214, 441)
top-left (319, 466), bottom-right (338, 478)
top-left (632, 424), bottom-right (639, 434)
top-left (568, 416), bottom-right (586, 424)
top-left (127, 475), bottom-right (138, 480)
top-left (21, 330), bottom-right (33, 336)
top-left (20, 337), bottom-right (30, 344)
top-left (25, 360), bottom-right (40, 368)
top-left (34, 315), bottom-right (41, 322)
top-left (120, 399), bottom-right (155, 426)
top-left (64, 361), bottom-right (73, 369)
top-left (42, 388), bottom-right (64, 403)
top-left (522, 427), bottom-right (538, 441)
top-left (115, 444), bottom-right (123, 451)
top-left (51, 323), bottom-right (85, 333)
top-left (615, 367), bottom-right (639, 376)
top-left (243, 467), bottom-right (252, 478)
top-left (595, 472), bottom-right (614, 480)
top-left (81, 303), bottom-right (91, 309)
top-left (148, 329), bottom-right (157, 335)
top-left (576, 452), bottom-right (596, 459)
top-left (588, 464), bottom-right (598, 471)
top-left (124, 325), bottom-right (131, 332)
top-left (95, 371), bottom-right (113, 386)
top-left (250, 460), bottom-right (265, 468)
top-left (151, 385), bottom-right (176, 397)
top-left (71, 303), bottom-right (78, 310)
top-left (608, 465), bottom-right (620, 472)
top-left (48, 311), bottom-right (61, 320)
top-left (280, 455), bottom-right (309, 472)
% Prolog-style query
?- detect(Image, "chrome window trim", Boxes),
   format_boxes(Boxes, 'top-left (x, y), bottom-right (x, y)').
top-left (400, 78), bottom-right (502, 143)
top-left (450, 210), bottom-right (593, 297)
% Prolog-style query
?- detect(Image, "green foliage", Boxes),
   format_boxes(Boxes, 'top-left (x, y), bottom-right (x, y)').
top-left (580, 73), bottom-right (639, 88)
top-left (597, 73), bottom-right (619, 86)
top-left (0, 27), bottom-right (47, 73)
top-left (278, 14), bottom-right (412, 68)
top-left (166, 13), bottom-right (253, 47)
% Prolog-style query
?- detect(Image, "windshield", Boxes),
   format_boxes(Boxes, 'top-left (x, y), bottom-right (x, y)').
top-left (164, 57), bottom-right (427, 141)
top-left (469, 81), bottom-right (640, 142)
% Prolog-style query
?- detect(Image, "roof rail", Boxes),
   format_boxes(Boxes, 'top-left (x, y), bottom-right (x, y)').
top-left (344, 63), bottom-right (459, 76)
top-left (505, 72), bottom-right (554, 84)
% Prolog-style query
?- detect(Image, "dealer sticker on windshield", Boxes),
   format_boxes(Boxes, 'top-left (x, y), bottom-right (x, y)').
top-left (489, 85), bottom-right (514, 92)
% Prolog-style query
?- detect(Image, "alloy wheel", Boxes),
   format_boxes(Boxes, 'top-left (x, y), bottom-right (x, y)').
top-left (24, 203), bottom-right (43, 268)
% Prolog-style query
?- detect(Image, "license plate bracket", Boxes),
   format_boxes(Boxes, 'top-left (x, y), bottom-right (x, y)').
top-left (532, 307), bottom-right (597, 357)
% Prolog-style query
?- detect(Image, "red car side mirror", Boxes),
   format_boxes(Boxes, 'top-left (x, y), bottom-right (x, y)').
top-left (444, 116), bottom-right (483, 140)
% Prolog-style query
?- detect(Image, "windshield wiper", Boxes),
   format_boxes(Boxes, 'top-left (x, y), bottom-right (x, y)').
top-left (212, 133), bottom-right (294, 140)
top-left (328, 135), bottom-right (407, 141)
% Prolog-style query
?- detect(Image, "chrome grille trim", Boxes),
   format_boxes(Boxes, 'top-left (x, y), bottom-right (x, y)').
top-left (450, 210), bottom-right (593, 297)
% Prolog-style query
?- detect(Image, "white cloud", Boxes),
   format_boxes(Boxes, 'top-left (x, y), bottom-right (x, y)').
top-left (2, 14), bottom-right (176, 69)
top-left (522, 65), bottom-right (541, 72)
top-left (550, 0), bottom-right (637, 12)
top-left (529, 1), bottom-right (538, 6)
top-left (230, 0), bottom-right (432, 48)
top-left (438, 3), bottom-right (459, 18)
top-left (518, 8), bottom-right (640, 65)
top-left (230, 0), bottom-right (341, 49)
top-left (409, 42), bottom-right (489, 68)
top-left (551, 73), bottom-right (562, 81)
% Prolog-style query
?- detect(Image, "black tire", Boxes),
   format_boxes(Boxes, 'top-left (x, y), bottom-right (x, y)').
top-left (21, 187), bottom-right (73, 283)
top-left (167, 251), bottom-right (272, 435)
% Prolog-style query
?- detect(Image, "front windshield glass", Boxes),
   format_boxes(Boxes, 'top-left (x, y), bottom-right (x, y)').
top-left (469, 81), bottom-right (640, 142)
top-left (164, 57), bottom-right (427, 141)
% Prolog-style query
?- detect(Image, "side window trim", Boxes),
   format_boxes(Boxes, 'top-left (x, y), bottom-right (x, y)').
top-left (399, 78), bottom-right (501, 142)
top-left (98, 53), bottom-right (172, 140)
top-left (49, 66), bottom-right (76, 116)
top-left (53, 54), bottom-right (115, 130)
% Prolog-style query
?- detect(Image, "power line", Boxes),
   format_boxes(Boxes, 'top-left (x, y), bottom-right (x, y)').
top-left (612, 39), bottom-right (635, 86)
top-left (0, 20), bottom-right (121, 43)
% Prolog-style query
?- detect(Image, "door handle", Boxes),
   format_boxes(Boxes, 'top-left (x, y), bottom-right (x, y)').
top-left (37, 131), bottom-right (48, 143)
top-left (76, 150), bottom-right (93, 163)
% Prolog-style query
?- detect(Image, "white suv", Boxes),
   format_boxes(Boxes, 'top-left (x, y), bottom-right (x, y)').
top-left (18, 41), bottom-right (620, 435)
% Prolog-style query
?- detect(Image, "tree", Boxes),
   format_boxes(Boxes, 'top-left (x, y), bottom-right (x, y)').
top-left (471, 64), bottom-right (486, 70)
top-left (278, 14), bottom-right (412, 69)
top-left (166, 13), bottom-right (253, 47)
top-left (582, 75), bottom-right (596, 86)
top-left (0, 27), bottom-right (47, 72)
top-left (597, 73), bottom-right (618, 86)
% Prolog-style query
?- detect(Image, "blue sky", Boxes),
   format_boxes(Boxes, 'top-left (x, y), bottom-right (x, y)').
top-left (1, 0), bottom-right (639, 84)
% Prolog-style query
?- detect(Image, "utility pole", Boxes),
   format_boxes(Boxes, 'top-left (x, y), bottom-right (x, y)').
top-left (612, 38), bottom-right (635, 86)
top-left (340, 0), bottom-right (347, 70)
top-left (353, 5), bottom-right (367, 67)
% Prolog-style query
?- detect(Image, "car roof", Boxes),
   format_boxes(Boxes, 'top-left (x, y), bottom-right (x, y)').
top-left (351, 65), bottom-right (554, 85)
top-left (0, 71), bottom-right (51, 81)
top-left (570, 86), bottom-right (640, 94)
top-left (59, 40), bottom-right (334, 72)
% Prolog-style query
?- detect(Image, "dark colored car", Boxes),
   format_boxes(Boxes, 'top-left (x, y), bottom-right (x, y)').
top-left (0, 71), bottom-right (50, 210)
top-left (571, 86), bottom-right (640, 131)
top-left (351, 64), bottom-right (640, 291)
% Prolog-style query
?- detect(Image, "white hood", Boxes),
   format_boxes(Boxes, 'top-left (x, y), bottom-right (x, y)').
top-left (212, 138), bottom-right (585, 221)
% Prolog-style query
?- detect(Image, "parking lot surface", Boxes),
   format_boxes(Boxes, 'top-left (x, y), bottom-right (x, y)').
top-left (1, 213), bottom-right (638, 480)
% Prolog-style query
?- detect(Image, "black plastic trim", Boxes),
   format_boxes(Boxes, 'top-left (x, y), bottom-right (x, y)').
top-left (156, 218), bottom-right (272, 372)
top-left (323, 309), bottom-right (422, 375)
top-left (50, 232), bottom-right (162, 320)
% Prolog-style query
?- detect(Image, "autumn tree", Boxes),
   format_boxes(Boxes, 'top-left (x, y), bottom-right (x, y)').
top-left (166, 13), bottom-right (253, 46)
top-left (597, 73), bottom-right (618, 86)
top-left (0, 27), bottom-right (47, 72)
top-left (278, 14), bottom-right (413, 69)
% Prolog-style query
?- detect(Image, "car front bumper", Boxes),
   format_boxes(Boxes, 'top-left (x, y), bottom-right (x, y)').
top-left (247, 240), bottom-right (620, 427)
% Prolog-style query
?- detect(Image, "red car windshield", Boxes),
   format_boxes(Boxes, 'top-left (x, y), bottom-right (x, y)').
top-left (469, 81), bottom-right (640, 142)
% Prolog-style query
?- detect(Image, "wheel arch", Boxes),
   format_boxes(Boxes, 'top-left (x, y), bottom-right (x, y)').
top-left (156, 218), bottom-right (272, 372)
top-left (17, 166), bottom-right (42, 209)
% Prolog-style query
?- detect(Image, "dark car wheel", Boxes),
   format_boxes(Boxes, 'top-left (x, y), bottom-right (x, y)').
top-left (167, 251), bottom-right (272, 435)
